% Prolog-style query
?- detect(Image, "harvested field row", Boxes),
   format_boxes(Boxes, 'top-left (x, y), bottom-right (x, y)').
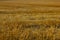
top-left (0, 20), bottom-right (60, 40)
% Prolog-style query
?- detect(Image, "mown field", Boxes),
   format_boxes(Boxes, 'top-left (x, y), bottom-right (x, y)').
top-left (0, 2), bottom-right (60, 40)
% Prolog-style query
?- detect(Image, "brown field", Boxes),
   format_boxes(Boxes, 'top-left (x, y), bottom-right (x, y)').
top-left (0, 1), bottom-right (60, 40)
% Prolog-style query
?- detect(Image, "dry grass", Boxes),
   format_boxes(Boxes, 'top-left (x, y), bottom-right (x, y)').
top-left (0, 21), bottom-right (60, 40)
top-left (0, 2), bottom-right (60, 40)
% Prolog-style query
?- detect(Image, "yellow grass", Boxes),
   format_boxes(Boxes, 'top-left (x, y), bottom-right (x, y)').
top-left (0, 1), bottom-right (60, 40)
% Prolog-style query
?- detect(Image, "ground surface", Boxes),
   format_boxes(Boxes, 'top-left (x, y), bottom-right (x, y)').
top-left (0, 1), bottom-right (60, 40)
